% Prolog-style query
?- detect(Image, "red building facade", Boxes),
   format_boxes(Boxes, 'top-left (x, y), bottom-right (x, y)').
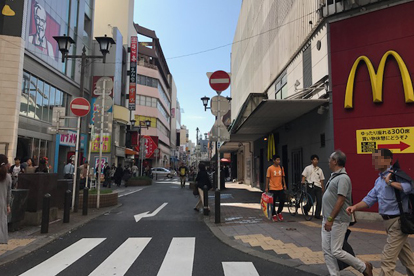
top-left (330, 1), bottom-right (414, 209)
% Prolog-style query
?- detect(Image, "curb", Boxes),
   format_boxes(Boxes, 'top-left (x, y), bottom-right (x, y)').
top-left (0, 204), bottom-right (121, 267)
top-left (203, 215), bottom-right (328, 276)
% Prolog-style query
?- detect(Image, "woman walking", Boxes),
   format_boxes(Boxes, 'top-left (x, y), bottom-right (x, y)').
top-left (0, 154), bottom-right (12, 244)
top-left (194, 163), bottom-right (212, 212)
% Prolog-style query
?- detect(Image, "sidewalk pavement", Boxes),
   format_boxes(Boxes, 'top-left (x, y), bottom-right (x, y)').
top-left (204, 182), bottom-right (412, 276)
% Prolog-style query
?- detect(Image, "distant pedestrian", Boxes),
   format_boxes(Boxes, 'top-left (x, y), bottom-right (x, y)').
top-left (266, 155), bottom-right (286, 222)
top-left (194, 163), bottom-right (212, 212)
top-left (131, 163), bottom-right (138, 177)
top-left (9, 157), bottom-right (24, 188)
top-left (322, 150), bottom-right (372, 276)
top-left (347, 149), bottom-right (414, 275)
top-left (114, 164), bottom-right (123, 187)
top-left (79, 162), bottom-right (89, 189)
top-left (24, 158), bottom-right (36, 173)
top-left (178, 163), bottom-right (188, 188)
top-left (63, 160), bottom-right (74, 179)
top-left (35, 158), bottom-right (48, 173)
top-left (0, 154), bottom-right (11, 244)
top-left (103, 162), bottom-right (111, 188)
top-left (302, 154), bottom-right (325, 219)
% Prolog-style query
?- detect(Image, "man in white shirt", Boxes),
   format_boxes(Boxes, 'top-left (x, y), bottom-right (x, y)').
top-left (302, 154), bottom-right (325, 219)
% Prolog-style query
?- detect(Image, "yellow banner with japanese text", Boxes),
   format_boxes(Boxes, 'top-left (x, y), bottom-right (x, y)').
top-left (356, 127), bottom-right (414, 154)
top-left (91, 133), bottom-right (111, 153)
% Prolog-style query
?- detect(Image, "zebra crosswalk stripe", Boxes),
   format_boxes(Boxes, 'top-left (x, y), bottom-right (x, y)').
top-left (157, 237), bottom-right (195, 276)
top-left (89, 237), bottom-right (151, 276)
top-left (222, 262), bottom-right (260, 276)
top-left (19, 238), bottom-right (105, 276)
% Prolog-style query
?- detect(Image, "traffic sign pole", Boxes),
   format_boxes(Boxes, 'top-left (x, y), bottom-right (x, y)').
top-left (97, 79), bottom-right (108, 209)
top-left (72, 116), bottom-right (81, 211)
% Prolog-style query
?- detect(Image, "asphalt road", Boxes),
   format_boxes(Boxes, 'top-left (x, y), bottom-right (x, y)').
top-left (0, 177), bottom-right (311, 276)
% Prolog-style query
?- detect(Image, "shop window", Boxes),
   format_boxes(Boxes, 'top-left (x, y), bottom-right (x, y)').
top-left (35, 79), bottom-right (44, 120)
top-left (275, 72), bottom-right (287, 99)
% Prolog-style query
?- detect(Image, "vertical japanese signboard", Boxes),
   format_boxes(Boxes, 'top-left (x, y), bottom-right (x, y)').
top-left (129, 36), bottom-right (137, 110)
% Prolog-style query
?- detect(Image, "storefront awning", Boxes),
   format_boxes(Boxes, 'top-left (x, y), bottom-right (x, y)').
top-left (125, 148), bottom-right (139, 155)
top-left (229, 99), bottom-right (329, 142)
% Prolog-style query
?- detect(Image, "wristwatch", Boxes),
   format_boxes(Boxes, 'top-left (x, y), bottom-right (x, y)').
top-left (387, 180), bottom-right (393, 186)
top-left (327, 216), bottom-right (334, 222)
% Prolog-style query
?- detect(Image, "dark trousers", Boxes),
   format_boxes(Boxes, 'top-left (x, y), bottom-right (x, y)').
top-left (305, 185), bottom-right (322, 217)
top-left (270, 190), bottom-right (285, 215)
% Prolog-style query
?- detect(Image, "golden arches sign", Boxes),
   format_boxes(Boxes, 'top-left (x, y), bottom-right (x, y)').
top-left (344, 50), bottom-right (414, 109)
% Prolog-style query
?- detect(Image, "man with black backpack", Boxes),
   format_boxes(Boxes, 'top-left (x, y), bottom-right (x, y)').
top-left (347, 148), bottom-right (414, 275)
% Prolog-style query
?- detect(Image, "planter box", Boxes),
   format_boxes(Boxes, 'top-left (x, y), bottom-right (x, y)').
top-left (127, 179), bottom-right (152, 186)
top-left (78, 192), bottom-right (118, 208)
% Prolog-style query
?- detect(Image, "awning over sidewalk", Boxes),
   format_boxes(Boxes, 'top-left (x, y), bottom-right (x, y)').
top-left (125, 148), bottom-right (139, 155)
top-left (229, 99), bottom-right (329, 142)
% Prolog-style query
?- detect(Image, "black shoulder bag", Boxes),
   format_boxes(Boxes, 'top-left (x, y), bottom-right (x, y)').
top-left (394, 188), bottom-right (414, 234)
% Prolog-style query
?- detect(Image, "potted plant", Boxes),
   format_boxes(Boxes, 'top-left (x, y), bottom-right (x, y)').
top-left (126, 176), bottom-right (152, 186)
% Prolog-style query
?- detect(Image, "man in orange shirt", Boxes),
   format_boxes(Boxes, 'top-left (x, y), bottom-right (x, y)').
top-left (266, 155), bottom-right (287, 222)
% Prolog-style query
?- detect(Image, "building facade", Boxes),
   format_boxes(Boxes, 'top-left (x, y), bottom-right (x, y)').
top-left (227, 0), bottom-right (414, 213)
top-left (0, 0), bottom-right (96, 171)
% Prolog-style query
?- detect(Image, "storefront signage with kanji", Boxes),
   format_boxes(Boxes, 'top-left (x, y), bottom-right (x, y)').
top-left (356, 127), bottom-right (414, 154)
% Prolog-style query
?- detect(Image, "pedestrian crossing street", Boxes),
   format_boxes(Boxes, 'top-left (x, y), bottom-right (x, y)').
top-left (19, 237), bottom-right (261, 276)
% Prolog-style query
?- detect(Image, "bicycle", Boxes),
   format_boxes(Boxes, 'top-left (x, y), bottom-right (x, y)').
top-left (287, 181), bottom-right (314, 221)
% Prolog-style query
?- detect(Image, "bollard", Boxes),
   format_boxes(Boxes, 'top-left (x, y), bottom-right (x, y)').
top-left (63, 190), bottom-right (71, 223)
top-left (215, 189), bottom-right (220, 223)
top-left (82, 187), bottom-right (89, 216)
top-left (74, 178), bottom-right (79, 213)
top-left (41, 193), bottom-right (51, 234)
top-left (203, 185), bottom-right (209, 216)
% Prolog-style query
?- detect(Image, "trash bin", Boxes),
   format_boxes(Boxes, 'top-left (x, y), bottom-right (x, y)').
top-left (8, 189), bottom-right (29, 231)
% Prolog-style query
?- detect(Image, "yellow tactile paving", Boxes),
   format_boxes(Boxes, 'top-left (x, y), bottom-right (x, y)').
top-left (298, 220), bottom-right (414, 238)
top-left (0, 239), bottom-right (35, 256)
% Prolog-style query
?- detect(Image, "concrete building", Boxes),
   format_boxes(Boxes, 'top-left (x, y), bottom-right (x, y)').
top-left (226, 0), bottom-right (414, 212)
top-left (0, 0), bottom-right (96, 171)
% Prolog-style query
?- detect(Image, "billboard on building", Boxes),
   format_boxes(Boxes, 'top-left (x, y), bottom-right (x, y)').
top-left (330, 1), bottom-right (414, 207)
top-left (28, 1), bottom-right (59, 60)
top-left (0, 0), bottom-right (25, 36)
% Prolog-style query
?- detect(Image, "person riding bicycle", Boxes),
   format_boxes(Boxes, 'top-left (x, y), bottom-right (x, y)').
top-left (266, 155), bottom-right (286, 222)
top-left (302, 154), bottom-right (325, 219)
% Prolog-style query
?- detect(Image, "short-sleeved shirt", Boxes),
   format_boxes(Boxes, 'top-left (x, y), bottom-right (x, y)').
top-left (266, 165), bottom-right (285, 191)
top-left (302, 164), bottom-right (325, 188)
top-left (322, 168), bottom-right (352, 222)
top-left (179, 166), bottom-right (188, 177)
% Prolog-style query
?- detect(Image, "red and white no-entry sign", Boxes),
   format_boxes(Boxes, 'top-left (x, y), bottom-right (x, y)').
top-left (70, 97), bottom-right (90, 117)
top-left (209, 70), bottom-right (231, 92)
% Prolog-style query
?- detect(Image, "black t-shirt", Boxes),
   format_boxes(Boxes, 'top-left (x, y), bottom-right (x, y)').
top-left (178, 166), bottom-right (188, 176)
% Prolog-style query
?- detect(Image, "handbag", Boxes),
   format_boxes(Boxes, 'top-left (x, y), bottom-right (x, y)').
top-left (260, 193), bottom-right (273, 220)
top-left (193, 183), bottom-right (199, 196)
top-left (394, 188), bottom-right (414, 234)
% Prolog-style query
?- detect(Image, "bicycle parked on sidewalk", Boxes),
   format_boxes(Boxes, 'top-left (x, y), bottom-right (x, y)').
top-left (286, 181), bottom-right (314, 221)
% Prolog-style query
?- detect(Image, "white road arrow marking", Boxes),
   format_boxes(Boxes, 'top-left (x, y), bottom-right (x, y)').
top-left (134, 202), bottom-right (168, 222)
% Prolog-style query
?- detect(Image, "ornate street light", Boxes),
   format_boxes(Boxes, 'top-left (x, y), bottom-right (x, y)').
top-left (201, 96), bottom-right (210, 111)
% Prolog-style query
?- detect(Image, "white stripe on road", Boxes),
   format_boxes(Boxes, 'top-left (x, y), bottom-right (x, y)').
top-left (89, 238), bottom-right (151, 276)
top-left (222, 262), bottom-right (260, 276)
top-left (157, 237), bottom-right (195, 276)
top-left (19, 238), bottom-right (105, 276)
top-left (72, 104), bottom-right (90, 110)
top-left (211, 79), bottom-right (230, 84)
top-left (118, 188), bottom-right (143, 197)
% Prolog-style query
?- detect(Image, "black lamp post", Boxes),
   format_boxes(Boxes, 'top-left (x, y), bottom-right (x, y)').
top-left (201, 96), bottom-right (210, 111)
top-left (53, 34), bottom-right (115, 212)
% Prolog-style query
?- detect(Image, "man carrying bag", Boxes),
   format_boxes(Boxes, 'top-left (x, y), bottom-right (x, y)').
top-left (347, 148), bottom-right (414, 275)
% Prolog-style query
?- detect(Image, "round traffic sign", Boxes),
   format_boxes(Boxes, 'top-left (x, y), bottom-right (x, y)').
top-left (70, 97), bottom-right (90, 117)
top-left (209, 70), bottom-right (231, 92)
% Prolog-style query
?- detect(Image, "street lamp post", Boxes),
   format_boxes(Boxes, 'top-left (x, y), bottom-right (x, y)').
top-left (54, 34), bottom-right (115, 211)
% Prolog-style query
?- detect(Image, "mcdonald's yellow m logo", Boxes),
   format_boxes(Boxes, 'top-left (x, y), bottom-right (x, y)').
top-left (344, 50), bottom-right (414, 109)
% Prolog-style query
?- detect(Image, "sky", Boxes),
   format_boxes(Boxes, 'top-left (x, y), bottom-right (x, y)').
top-left (133, 0), bottom-right (242, 143)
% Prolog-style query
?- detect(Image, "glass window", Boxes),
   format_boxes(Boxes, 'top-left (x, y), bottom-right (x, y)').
top-left (35, 79), bottom-right (44, 120)
top-left (139, 95), bottom-right (145, 106)
top-left (55, 89), bottom-right (62, 106)
top-left (20, 72), bottom-right (30, 116)
top-left (49, 87), bottom-right (56, 107)
top-left (146, 97), bottom-right (152, 107)
top-left (33, 138), bottom-right (40, 165)
top-left (151, 98), bottom-right (157, 107)
top-left (152, 78), bottom-right (158, 88)
top-left (28, 75), bottom-right (37, 118)
top-left (43, 83), bottom-right (50, 122)
top-left (146, 77), bottom-right (152, 87)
